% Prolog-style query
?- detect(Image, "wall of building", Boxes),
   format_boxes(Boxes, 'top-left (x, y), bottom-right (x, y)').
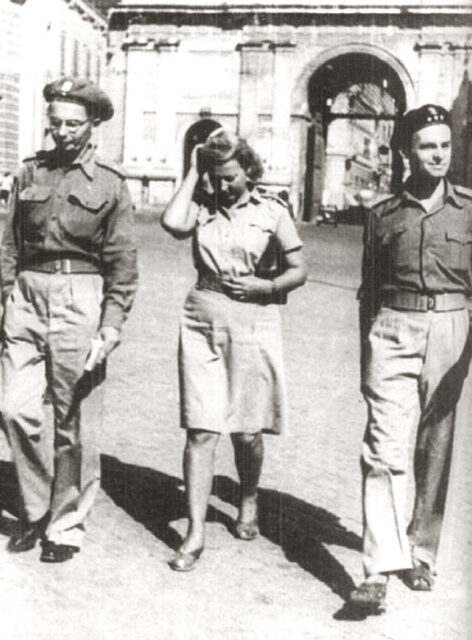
top-left (16, 0), bottom-right (107, 161)
top-left (107, 2), bottom-right (472, 214)
top-left (0, 1), bottom-right (22, 173)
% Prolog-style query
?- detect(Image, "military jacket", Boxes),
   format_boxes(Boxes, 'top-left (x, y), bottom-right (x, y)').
top-left (360, 179), bottom-right (472, 321)
top-left (0, 144), bottom-right (138, 330)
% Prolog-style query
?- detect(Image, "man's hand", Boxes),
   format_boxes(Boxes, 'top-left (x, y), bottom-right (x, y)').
top-left (96, 326), bottom-right (121, 365)
top-left (221, 276), bottom-right (273, 302)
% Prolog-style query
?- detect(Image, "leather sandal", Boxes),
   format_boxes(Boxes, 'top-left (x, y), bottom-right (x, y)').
top-left (400, 563), bottom-right (435, 591)
top-left (349, 582), bottom-right (387, 613)
top-left (168, 546), bottom-right (203, 572)
top-left (234, 519), bottom-right (259, 541)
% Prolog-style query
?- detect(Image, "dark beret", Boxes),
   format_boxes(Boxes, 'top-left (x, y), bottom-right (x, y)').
top-left (391, 104), bottom-right (450, 151)
top-left (43, 77), bottom-right (114, 122)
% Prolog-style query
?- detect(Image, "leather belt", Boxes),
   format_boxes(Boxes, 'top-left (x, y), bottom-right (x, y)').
top-left (196, 273), bottom-right (226, 295)
top-left (196, 272), bottom-right (285, 305)
top-left (22, 258), bottom-right (100, 275)
top-left (382, 290), bottom-right (466, 312)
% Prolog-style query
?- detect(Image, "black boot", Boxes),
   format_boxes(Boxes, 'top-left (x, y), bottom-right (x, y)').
top-left (7, 513), bottom-right (49, 553)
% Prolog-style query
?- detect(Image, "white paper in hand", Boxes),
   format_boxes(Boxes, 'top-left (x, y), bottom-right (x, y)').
top-left (84, 338), bottom-right (104, 372)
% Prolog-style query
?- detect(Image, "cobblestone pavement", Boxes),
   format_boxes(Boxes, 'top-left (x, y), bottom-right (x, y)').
top-left (0, 220), bottom-right (470, 640)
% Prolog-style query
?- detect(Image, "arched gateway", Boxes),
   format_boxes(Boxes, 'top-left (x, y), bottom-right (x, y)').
top-left (294, 45), bottom-right (414, 221)
top-left (108, 2), bottom-right (472, 211)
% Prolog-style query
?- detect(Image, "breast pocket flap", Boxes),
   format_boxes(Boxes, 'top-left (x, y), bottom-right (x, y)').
top-left (19, 186), bottom-right (51, 203)
top-left (68, 192), bottom-right (108, 213)
top-left (446, 229), bottom-right (472, 245)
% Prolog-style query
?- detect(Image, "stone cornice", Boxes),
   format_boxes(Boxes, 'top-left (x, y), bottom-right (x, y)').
top-left (121, 37), bottom-right (180, 50)
top-left (64, 0), bottom-right (107, 30)
top-left (112, 2), bottom-right (472, 16)
top-left (110, 5), bottom-right (472, 30)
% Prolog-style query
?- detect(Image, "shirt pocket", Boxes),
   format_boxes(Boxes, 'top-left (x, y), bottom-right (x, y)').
top-left (18, 186), bottom-right (52, 241)
top-left (62, 191), bottom-right (108, 239)
top-left (246, 221), bottom-right (273, 261)
top-left (445, 228), bottom-right (472, 271)
top-left (382, 222), bottom-right (411, 270)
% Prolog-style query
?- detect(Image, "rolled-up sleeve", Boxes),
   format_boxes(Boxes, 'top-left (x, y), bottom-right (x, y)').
top-left (275, 208), bottom-right (303, 253)
top-left (100, 179), bottom-right (138, 330)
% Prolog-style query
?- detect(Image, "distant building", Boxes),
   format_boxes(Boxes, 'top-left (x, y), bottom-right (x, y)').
top-left (0, 0), bottom-right (23, 172)
top-left (0, 0), bottom-right (107, 172)
top-left (105, 0), bottom-right (472, 217)
top-left (323, 84), bottom-right (395, 209)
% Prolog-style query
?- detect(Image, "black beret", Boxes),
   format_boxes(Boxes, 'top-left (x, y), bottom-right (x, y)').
top-left (43, 77), bottom-right (114, 122)
top-left (391, 104), bottom-right (450, 151)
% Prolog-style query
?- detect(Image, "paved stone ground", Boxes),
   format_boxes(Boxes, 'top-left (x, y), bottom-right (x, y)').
top-left (0, 219), bottom-right (470, 640)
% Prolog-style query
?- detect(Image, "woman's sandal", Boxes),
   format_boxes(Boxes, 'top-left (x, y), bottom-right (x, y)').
top-left (349, 582), bottom-right (387, 613)
top-left (400, 563), bottom-right (435, 591)
top-left (234, 519), bottom-right (259, 541)
top-left (168, 546), bottom-right (204, 572)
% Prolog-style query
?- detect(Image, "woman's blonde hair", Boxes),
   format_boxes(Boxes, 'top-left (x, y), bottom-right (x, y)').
top-left (200, 128), bottom-right (264, 182)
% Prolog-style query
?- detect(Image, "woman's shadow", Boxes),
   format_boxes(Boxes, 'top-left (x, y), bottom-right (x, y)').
top-left (0, 455), bottom-right (361, 613)
top-left (99, 455), bottom-right (361, 604)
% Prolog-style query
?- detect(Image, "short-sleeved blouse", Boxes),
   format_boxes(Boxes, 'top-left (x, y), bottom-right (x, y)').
top-left (192, 189), bottom-right (302, 279)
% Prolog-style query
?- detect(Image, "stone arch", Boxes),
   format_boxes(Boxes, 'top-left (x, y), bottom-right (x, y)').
top-left (292, 42), bottom-right (416, 116)
top-left (295, 43), bottom-right (414, 220)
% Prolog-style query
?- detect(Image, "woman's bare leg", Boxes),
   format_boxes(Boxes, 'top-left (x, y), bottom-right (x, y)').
top-left (180, 429), bottom-right (220, 552)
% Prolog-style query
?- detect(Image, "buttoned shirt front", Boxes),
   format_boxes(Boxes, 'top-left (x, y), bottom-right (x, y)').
top-left (0, 144), bottom-right (138, 329)
top-left (360, 179), bottom-right (472, 319)
top-left (193, 188), bottom-right (302, 280)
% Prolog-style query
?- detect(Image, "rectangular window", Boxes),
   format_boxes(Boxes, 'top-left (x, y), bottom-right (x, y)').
top-left (60, 32), bottom-right (66, 75)
top-left (73, 40), bottom-right (79, 76)
top-left (85, 48), bottom-right (91, 79)
top-left (143, 112), bottom-right (156, 144)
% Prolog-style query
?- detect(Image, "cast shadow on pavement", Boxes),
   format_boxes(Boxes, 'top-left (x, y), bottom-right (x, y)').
top-left (0, 456), bottom-right (361, 611)
top-left (100, 454), bottom-right (235, 553)
top-left (102, 455), bottom-right (361, 600)
top-left (0, 460), bottom-right (20, 537)
top-left (101, 458), bottom-right (361, 603)
top-left (212, 474), bottom-right (361, 603)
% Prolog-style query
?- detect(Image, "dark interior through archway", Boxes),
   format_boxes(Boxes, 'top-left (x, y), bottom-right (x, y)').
top-left (304, 53), bottom-right (406, 220)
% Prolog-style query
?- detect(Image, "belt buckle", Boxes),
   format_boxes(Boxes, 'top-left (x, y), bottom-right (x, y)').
top-left (54, 259), bottom-right (61, 273)
top-left (427, 295), bottom-right (435, 311)
top-left (63, 259), bottom-right (71, 274)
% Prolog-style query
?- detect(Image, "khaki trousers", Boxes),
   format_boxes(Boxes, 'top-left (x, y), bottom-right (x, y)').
top-left (362, 306), bottom-right (471, 576)
top-left (1, 271), bottom-right (104, 547)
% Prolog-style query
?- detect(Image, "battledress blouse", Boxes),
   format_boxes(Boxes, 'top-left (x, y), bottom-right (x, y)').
top-left (179, 188), bottom-right (302, 435)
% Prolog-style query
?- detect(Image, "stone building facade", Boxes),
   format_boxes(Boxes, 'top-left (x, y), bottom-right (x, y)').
top-left (106, 1), bottom-right (471, 217)
top-left (0, 0), bottom-right (24, 174)
top-left (0, 0), bottom-right (107, 172)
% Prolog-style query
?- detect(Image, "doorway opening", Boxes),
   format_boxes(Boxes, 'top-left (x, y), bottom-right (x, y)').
top-left (183, 118), bottom-right (221, 176)
top-left (303, 53), bottom-right (406, 221)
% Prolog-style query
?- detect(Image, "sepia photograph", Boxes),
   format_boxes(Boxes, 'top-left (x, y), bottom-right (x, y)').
top-left (0, 1), bottom-right (471, 638)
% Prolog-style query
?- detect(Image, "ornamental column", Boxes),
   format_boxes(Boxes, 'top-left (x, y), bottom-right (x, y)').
top-left (270, 42), bottom-right (296, 180)
top-left (237, 41), bottom-right (271, 142)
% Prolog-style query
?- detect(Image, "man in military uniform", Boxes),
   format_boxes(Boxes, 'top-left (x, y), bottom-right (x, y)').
top-left (350, 105), bottom-right (472, 610)
top-left (0, 78), bottom-right (138, 562)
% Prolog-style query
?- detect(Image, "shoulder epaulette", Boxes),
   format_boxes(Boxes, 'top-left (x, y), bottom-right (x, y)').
top-left (260, 191), bottom-right (288, 208)
top-left (95, 157), bottom-right (126, 178)
top-left (372, 194), bottom-right (396, 209)
top-left (22, 150), bottom-right (48, 164)
top-left (372, 194), bottom-right (400, 217)
top-left (453, 184), bottom-right (472, 200)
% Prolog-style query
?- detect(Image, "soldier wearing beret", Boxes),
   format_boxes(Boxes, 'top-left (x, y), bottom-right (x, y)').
top-left (350, 104), bottom-right (472, 611)
top-left (0, 77), bottom-right (138, 562)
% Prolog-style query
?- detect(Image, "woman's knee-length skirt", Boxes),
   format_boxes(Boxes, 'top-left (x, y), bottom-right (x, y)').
top-left (179, 286), bottom-right (287, 435)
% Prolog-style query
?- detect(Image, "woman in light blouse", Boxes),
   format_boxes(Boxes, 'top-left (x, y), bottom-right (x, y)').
top-left (161, 129), bottom-right (307, 571)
